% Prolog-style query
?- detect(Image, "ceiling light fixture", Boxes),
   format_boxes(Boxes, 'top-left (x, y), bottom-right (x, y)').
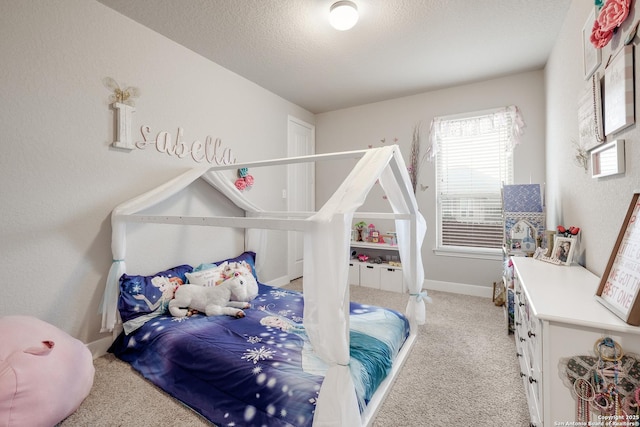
top-left (329, 1), bottom-right (359, 31)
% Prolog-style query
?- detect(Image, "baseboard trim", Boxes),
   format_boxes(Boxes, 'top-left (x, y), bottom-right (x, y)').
top-left (87, 336), bottom-right (113, 359)
top-left (264, 275), bottom-right (292, 288)
top-left (424, 279), bottom-right (492, 298)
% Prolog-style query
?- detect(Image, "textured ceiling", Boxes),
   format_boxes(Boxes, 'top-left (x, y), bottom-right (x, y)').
top-left (98, 0), bottom-right (572, 113)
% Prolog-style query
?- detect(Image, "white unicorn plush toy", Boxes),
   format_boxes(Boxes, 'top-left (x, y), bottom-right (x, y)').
top-left (169, 269), bottom-right (258, 318)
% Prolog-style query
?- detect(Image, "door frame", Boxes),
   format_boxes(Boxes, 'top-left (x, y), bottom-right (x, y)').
top-left (287, 116), bottom-right (315, 281)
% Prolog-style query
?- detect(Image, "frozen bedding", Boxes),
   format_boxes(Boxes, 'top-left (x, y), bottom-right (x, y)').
top-left (109, 254), bottom-right (410, 427)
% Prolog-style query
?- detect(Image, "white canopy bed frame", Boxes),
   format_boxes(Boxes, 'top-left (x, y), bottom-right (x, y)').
top-left (101, 145), bottom-right (427, 427)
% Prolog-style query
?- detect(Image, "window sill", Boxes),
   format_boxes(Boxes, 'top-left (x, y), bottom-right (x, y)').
top-left (433, 247), bottom-right (503, 261)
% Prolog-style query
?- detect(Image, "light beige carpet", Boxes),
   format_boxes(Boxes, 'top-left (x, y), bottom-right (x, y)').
top-left (61, 285), bottom-right (530, 426)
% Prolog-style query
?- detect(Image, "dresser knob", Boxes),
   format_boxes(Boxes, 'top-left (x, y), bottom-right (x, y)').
top-left (519, 337), bottom-right (526, 342)
top-left (520, 372), bottom-right (526, 378)
top-left (529, 376), bottom-right (537, 384)
top-left (516, 352), bottom-right (522, 358)
top-left (515, 321), bottom-right (521, 326)
top-left (519, 302), bottom-right (525, 307)
top-left (528, 331), bottom-right (536, 338)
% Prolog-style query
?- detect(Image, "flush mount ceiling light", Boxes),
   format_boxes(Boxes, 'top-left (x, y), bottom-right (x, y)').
top-left (329, 1), bottom-right (359, 31)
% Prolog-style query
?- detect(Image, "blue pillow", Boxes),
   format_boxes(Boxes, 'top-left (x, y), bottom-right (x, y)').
top-left (118, 264), bottom-right (192, 323)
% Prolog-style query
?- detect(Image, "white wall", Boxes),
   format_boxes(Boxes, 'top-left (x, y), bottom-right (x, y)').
top-left (546, 0), bottom-right (640, 277)
top-left (315, 71), bottom-right (546, 291)
top-left (0, 0), bottom-right (314, 344)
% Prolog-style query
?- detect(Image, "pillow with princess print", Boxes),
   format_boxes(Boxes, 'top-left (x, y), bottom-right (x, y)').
top-left (118, 264), bottom-right (192, 323)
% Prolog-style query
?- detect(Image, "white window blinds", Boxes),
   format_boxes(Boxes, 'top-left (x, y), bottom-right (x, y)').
top-left (431, 106), bottom-right (524, 252)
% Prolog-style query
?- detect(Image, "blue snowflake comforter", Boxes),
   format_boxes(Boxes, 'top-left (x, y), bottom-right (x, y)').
top-left (109, 283), bottom-right (410, 427)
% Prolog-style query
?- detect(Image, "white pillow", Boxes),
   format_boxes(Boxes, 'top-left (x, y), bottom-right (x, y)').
top-left (185, 262), bottom-right (227, 287)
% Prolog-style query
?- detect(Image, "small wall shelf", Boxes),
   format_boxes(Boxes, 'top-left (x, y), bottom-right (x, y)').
top-left (350, 241), bottom-right (398, 250)
top-left (591, 139), bottom-right (625, 178)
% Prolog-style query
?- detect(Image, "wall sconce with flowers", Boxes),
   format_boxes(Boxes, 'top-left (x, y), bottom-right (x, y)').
top-left (235, 168), bottom-right (254, 191)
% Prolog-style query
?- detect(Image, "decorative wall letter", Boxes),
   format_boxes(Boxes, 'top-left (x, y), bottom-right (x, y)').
top-left (104, 77), bottom-right (140, 151)
top-left (103, 77), bottom-right (235, 164)
top-left (112, 102), bottom-right (136, 150)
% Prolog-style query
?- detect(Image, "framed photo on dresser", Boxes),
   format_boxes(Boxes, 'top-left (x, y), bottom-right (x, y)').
top-left (596, 192), bottom-right (640, 326)
top-left (551, 236), bottom-right (575, 266)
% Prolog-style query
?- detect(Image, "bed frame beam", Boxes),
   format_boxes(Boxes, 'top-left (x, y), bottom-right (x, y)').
top-left (116, 211), bottom-right (412, 230)
top-left (250, 211), bottom-right (411, 220)
top-left (118, 214), bottom-right (312, 231)
top-left (205, 148), bottom-right (371, 172)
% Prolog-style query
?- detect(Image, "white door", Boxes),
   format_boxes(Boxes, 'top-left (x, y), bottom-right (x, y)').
top-left (287, 116), bottom-right (315, 280)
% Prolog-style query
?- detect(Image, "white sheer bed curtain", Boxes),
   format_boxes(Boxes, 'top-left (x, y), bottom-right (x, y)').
top-left (100, 169), bottom-right (266, 333)
top-left (380, 149), bottom-right (428, 324)
top-left (304, 146), bottom-right (427, 426)
top-left (101, 168), bottom-right (205, 332)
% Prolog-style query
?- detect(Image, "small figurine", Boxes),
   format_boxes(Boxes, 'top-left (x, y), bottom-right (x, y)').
top-left (368, 224), bottom-right (376, 242)
top-left (557, 225), bottom-right (580, 237)
top-left (354, 221), bottom-right (367, 242)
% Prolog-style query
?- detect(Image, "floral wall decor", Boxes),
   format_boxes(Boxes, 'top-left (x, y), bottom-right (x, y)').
top-left (235, 167), bottom-right (254, 191)
top-left (572, 139), bottom-right (589, 173)
top-left (104, 77), bottom-right (140, 106)
top-left (408, 123), bottom-right (421, 194)
top-left (590, 0), bottom-right (631, 48)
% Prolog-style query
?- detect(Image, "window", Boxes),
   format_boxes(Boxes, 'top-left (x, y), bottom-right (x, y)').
top-left (430, 106), bottom-right (524, 258)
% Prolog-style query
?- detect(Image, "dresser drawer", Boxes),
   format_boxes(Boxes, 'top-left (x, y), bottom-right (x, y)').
top-left (513, 267), bottom-right (543, 425)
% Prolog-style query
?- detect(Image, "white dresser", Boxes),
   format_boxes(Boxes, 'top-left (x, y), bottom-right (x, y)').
top-left (512, 257), bottom-right (640, 427)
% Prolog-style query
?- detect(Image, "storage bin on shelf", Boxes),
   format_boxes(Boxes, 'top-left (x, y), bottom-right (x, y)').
top-left (349, 241), bottom-right (404, 292)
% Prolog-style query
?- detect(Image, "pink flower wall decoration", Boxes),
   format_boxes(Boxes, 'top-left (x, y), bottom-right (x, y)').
top-left (235, 178), bottom-right (247, 191)
top-left (591, 20), bottom-right (614, 48)
top-left (234, 168), bottom-right (254, 191)
top-left (599, 0), bottom-right (630, 31)
top-left (591, 0), bottom-right (631, 48)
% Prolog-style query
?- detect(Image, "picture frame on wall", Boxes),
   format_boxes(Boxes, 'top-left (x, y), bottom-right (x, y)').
top-left (604, 45), bottom-right (635, 136)
top-left (551, 236), bottom-right (575, 266)
top-left (582, 7), bottom-right (601, 79)
top-left (591, 139), bottom-right (626, 178)
top-left (596, 193), bottom-right (640, 326)
top-left (578, 72), bottom-right (605, 151)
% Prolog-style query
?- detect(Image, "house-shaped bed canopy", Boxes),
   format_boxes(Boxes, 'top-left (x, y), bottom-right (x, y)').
top-left (101, 145), bottom-right (427, 426)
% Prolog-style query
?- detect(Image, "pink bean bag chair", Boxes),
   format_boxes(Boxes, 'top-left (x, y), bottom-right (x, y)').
top-left (0, 316), bottom-right (94, 426)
